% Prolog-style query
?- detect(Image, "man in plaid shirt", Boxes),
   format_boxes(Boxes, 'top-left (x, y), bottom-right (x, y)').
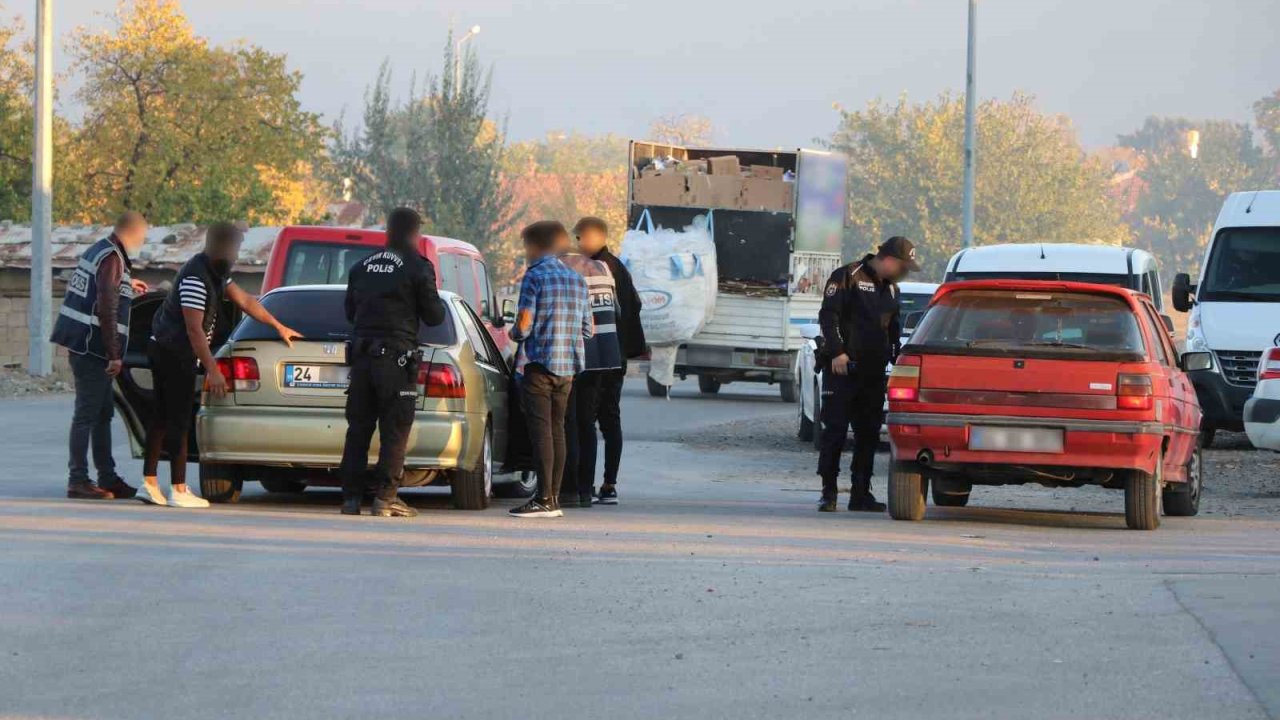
top-left (509, 221), bottom-right (593, 518)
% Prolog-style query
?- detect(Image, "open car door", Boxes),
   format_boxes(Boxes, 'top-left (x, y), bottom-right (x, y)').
top-left (113, 287), bottom-right (241, 460)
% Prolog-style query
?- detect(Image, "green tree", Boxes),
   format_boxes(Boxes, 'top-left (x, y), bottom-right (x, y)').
top-left (826, 92), bottom-right (1128, 278)
top-left (335, 33), bottom-right (518, 265)
top-left (1118, 116), bottom-right (1269, 275)
top-left (1253, 87), bottom-right (1280, 180)
top-left (0, 8), bottom-right (31, 221)
top-left (63, 0), bottom-right (324, 224)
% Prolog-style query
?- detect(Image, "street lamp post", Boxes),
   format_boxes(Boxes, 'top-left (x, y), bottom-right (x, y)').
top-left (961, 0), bottom-right (977, 249)
top-left (28, 0), bottom-right (53, 376)
top-left (454, 25), bottom-right (481, 95)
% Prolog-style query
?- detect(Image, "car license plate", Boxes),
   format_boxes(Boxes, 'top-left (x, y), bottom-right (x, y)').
top-left (969, 426), bottom-right (1064, 453)
top-left (283, 364), bottom-right (349, 389)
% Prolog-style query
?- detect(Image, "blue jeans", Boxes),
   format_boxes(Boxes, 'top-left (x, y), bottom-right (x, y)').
top-left (67, 353), bottom-right (117, 485)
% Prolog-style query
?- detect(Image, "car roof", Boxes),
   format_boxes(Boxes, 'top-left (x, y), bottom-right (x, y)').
top-left (277, 225), bottom-right (480, 255)
top-left (263, 284), bottom-right (460, 304)
top-left (1216, 190), bottom-right (1280, 228)
top-left (948, 243), bottom-right (1148, 274)
top-left (934, 279), bottom-right (1143, 305)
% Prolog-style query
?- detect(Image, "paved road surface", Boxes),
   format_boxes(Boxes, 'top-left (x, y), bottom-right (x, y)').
top-left (1, 380), bottom-right (1277, 720)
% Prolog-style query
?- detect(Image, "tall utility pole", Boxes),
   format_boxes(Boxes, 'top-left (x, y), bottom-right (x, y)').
top-left (961, 0), bottom-right (977, 249)
top-left (454, 25), bottom-right (480, 95)
top-left (28, 0), bottom-right (53, 376)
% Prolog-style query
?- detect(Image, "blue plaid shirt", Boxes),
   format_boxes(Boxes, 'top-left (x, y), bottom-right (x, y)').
top-left (511, 255), bottom-right (593, 377)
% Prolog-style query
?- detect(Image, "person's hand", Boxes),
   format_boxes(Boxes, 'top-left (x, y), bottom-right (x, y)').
top-left (275, 324), bottom-right (303, 348)
top-left (105, 359), bottom-right (123, 378)
top-left (130, 278), bottom-right (149, 294)
top-left (205, 368), bottom-right (229, 399)
top-left (831, 353), bottom-right (851, 376)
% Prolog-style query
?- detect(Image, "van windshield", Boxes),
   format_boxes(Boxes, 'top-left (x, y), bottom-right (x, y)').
top-left (283, 241), bottom-right (374, 286)
top-left (230, 290), bottom-right (456, 346)
top-left (907, 290), bottom-right (1146, 361)
top-left (1199, 227), bottom-right (1280, 302)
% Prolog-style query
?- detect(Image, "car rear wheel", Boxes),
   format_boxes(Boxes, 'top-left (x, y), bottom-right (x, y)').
top-left (698, 376), bottom-right (722, 395)
top-left (780, 380), bottom-right (798, 404)
top-left (451, 423), bottom-right (493, 510)
top-left (1124, 460), bottom-right (1162, 531)
top-left (261, 477), bottom-right (306, 494)
top-left (646, 376), bottom-right (668, 398)
top-left (1163, 448), bottom-right (1202, 517)
top-left (888, 460), bottom-right (927, 521)
top-left (494, 470), bottom-right (537, 499)
top-left (931, 478), bottom-right (971, 507)
top-left (1199, 422), bottom-right (1216, 449)
top-left (199, 463), bottom-right (243, 504)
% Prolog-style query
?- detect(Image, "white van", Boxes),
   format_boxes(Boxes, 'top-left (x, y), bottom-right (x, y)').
top-left (1173, 190), bottom-right (1280, 446)
top-left (943, 243), bottom-right (1168, 313)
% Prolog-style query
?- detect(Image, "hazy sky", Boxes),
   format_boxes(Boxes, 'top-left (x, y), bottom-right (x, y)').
top-left (17, 0), bottom-right (1280, 149)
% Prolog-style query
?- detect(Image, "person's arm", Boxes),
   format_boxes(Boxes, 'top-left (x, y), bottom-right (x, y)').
top-left (175, 276), bottom-right (227, 397)
top-left (345, 274), bottom-right (357, 324)
top-left (888, 291), bottom-right (903, 359)
top-left (508, 272), bottom-right (538, 342)
top-left (95, 252), bottom-right (124, 376)
top-left (416, 261), bottom-right (446, 327)
top-left (225, 281), bottom-right (301, 346)
top-left (819, 270), bottom-right (851, 376)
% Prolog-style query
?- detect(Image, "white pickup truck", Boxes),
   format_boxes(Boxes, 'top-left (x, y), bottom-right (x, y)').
top-left (627, 140), bottom-right (848, 402)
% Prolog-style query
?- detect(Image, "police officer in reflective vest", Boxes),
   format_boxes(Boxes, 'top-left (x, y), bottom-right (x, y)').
top-left (816, 236), bottom-right (920, 512)
top-left (51, 211), bottom-right (150, 500)
top-left (339, 208), bottom-right (446, 518)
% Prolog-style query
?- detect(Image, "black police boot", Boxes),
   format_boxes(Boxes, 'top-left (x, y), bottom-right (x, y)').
top-left (371, 494), bottom-right (419, 518)
top-left (341, 494), bottom-right (362, 516)
top-left (818, 493), bottom-right (838, 512)
top-left (848, 491), bottom-right (887, 513)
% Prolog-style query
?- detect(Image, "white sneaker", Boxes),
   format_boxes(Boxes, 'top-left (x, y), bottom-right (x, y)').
top-left (168, 487), bottom-right (210, 509)
top-left (136, 482), bottom-right (167, 506)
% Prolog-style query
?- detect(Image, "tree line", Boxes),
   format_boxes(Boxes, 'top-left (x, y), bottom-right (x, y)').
top-left (0, 0), bottom-right (1274, 283)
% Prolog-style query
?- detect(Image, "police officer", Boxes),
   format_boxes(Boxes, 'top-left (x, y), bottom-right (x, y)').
top-left (816, 236), bottom-right (920, 512)
top-left (339, 208), bottom-right (446, 518)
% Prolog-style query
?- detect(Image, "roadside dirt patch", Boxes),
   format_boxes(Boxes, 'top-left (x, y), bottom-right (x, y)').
top-left (0, 368), bottom-right (72, 398)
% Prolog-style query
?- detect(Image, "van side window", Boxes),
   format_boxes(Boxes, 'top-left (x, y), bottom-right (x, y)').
top-left (446, 253), bottom-right (479, 311)
top-left (473, 258), bottom-right (492, 317)
top-left (438, 254), bottom-right (460, 295)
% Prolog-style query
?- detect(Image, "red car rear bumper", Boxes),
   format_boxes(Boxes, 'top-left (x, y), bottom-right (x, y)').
top-left (886, 412), bottom-right (1165, 476)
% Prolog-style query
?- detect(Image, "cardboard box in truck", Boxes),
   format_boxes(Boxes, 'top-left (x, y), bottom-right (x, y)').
top-left (709, 155), bottom-right (741, 176)
top-left (751, 165), bottom-right (785, 180)
top-left (741, 177), bottom-right (792, 212)
top-left (687, 175), bottom-right (745, 209)
top-left (633, 173), bottom-right (688, 206)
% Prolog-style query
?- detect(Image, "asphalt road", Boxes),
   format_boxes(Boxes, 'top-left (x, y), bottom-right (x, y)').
top-left (1, 380), bottom-right (1278, 720)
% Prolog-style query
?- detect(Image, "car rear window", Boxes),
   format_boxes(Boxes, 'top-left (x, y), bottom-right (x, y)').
top-left (907, 290), bottom-right (1146, 360)
top-left (229, 290), bottom-right (456, 346)
top-left (282, 241), bottom-right (374, 286)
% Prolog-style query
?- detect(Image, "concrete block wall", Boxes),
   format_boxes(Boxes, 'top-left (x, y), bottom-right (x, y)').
top-left (0, 294), bottom-right (70, 374)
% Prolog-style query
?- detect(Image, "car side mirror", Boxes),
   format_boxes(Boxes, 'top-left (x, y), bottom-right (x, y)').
top-left (501, 298), bottom-right (516, 325)
top-left (1180, 351), bottom-right (1212, 372)
top-left (1171, 273), bottom-right (1196, 313)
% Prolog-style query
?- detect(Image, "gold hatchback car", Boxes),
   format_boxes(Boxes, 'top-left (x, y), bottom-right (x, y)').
top-left (184, 285), bottom-right (533, 508)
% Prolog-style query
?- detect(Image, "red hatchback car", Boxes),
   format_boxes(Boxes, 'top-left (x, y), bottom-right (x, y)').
top-left (261, 226), bottom-right (510, 357)
top-left (886, 280), bottom-right (1211, 530)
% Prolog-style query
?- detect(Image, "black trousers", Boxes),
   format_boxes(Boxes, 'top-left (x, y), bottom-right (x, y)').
top-left (520, 365), bottom-right (573, 503)
top-left (339, 351), bottom-right (418, 502)
top-left (816, 369), bottom-right (886, 498)
top-left (143, 340), bottom-right (198, 486)
top-left (68, 353), bottom-right (118, 485)
top-left (596, 367), bottom-right (625, 486)
top-left (563, 371), bottom-right (604, 499)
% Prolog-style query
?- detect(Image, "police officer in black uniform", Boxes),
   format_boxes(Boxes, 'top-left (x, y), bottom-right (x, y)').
top-left (816, 236), bottom-right (920, 512)
top-left (340, 208), bottom-right (446, 518)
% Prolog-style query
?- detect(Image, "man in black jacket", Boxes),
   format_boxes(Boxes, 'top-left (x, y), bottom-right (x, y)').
top-left (816, 236), bottom-right (919, 513)
top-left (339, 208), bottom-right (446, 518)
top-left (575, 217), bottom-right (645, 505)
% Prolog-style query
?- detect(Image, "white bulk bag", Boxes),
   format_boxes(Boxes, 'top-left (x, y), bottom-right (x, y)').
top-left (621, 210), bottom-right (718, 346)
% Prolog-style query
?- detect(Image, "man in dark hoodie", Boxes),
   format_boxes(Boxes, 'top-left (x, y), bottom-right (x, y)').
top-left (574, 217), bottom-right (646, 505)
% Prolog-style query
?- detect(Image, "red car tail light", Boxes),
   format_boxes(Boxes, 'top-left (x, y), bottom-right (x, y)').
top-left (1260, 348), bottom-right (1280, 381)
top-left (888, 355), bottom-right (921, 402)
top-left (214, 357), bottom-right (260, 392)
top-left (423, 363), bottom-right (466, 399)
top-left (1116, 373), bottom-right (1152, 411)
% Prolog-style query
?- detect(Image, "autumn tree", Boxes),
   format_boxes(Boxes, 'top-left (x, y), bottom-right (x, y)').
top-left (826, 92), bottom-right (1129, 278)
top-left (647, 113), bottom-right (715, 146)
top-left (63, 0), bottom-right (324, 224)
top-left (1118, 116), bottom-right (1270, 275)
top-left (0, 8), bottom-right (30, 221)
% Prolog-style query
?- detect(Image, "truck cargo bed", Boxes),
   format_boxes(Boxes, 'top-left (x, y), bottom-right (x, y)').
top-left (686, 294), bottom-right (821, 351)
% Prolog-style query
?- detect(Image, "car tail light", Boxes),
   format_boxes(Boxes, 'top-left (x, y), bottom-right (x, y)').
top-left (888, 355), bottom-right (921, 402)
top-left (422, 362), bottom-right (466, 399)
top-left (1116, 373), bottom-right (1152, 410)
top-left (214, 356), bottom-right (260, 392)
top-left (1260, 348), bottom-right (1280, 381)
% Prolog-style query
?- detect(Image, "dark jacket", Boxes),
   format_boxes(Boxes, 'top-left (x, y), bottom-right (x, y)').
top-left (152, 252), bottom-right (227, 357)
top-left (592, 247), bottom-right (646, 359)
top-left (344, 244), bottom-right (446, 348)
top-left (50, 235), bottom-right (133, 361)
top-left (818, 255), bottom-right (901, 373)
top-left (560, 252), bottom-right (622, 371)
